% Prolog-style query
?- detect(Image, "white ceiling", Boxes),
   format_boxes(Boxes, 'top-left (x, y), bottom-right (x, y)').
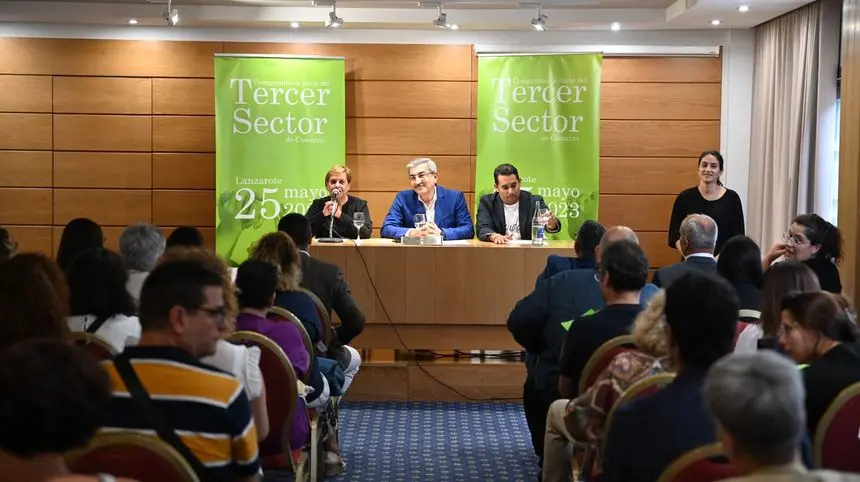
top-left (0, 0), bottom-right (816, 31)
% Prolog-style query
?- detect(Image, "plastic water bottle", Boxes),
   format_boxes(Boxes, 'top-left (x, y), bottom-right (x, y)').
top-left (531, 201), bottom-right (545, 246)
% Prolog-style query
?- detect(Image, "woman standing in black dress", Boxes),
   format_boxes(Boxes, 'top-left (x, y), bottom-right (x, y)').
top-left (667, 151), bottom-right (745, 255)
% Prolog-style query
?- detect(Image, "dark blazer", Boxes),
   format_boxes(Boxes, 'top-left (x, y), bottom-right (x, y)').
top-left (476, 190), bottom-right (562, 241)
top-left (601, 367), bottom-right (717, 482)
top-left (298, 252), bottom-right (366, 345)
top-left (305, 195), bottom-right (372, 240)
top-left (652, 254), bottom-right (718, 288)
top-left (380, 185), bottom-right (474, 240)
top-left (534, 255), bottom-right (596, 287)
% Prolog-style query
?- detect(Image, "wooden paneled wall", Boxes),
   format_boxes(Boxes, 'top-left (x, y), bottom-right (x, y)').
top-left (0, 38), bottom-right (721, 268)
top-left (840, 0), bottom-right (860, 303)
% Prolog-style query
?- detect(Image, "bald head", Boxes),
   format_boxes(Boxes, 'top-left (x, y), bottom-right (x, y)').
top-left (596, 226), bottom-right (639, 262)
top-left (680, 214), bottom-right (717, 254)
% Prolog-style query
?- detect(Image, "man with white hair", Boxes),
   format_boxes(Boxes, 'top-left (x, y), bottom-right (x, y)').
top-left (119, 223), bottom-right (166, 304)
top-left (652, 213), bottom-right (718, 288)
top-left (380, 157), bottom-right (474, 240)
top-left (704, 352), bottom-right (856, 482)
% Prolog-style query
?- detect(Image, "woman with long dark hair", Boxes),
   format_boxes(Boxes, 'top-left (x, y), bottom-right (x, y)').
top-left (55, 218), bottom-right (103, 273)
top-left (764, 213), bottom-right (843, 293)
top-left (717, 235), bottom-right (765, 321)
top-left (779, 291), bottom-right (860, 434)
top-left (667, 151), bottom-right (745, 255)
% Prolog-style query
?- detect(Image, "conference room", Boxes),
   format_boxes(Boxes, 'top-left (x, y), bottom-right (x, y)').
top-left (1, 0), bottom-right (859, 480)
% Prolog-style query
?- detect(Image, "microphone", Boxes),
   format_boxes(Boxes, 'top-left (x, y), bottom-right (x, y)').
top-left (331, 187), bottom-right (341, 200)
top-left (318, 187), bottom-right (345, 243)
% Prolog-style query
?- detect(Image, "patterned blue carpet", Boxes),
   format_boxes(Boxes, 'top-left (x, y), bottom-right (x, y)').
top-left (264, 401), bottom-right (539, 482)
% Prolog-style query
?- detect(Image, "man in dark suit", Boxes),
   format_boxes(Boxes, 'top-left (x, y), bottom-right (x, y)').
top-left (653, 213), bottom-right (719, 288)
top-left (534, 219), bottom-right (605, 287)
top-left (601, 271), bottom-right (739, 482)
top-left (277, 213), bottom-right (366, 345)
top-left (476, 163), bottom-right (561, 243)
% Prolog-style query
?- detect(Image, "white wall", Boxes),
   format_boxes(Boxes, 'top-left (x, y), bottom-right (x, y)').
top-left (0, 24), bottom-right (756, 223)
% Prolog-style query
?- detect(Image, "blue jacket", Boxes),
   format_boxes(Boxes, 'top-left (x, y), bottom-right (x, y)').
top-left (534, 255), bottom-right (596, 287)
top-left (380, 185), bottom-right (475, 240)
top-left (508, 267), bottom-right (659, 393)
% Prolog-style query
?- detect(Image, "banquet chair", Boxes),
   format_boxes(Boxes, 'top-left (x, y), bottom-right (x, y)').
top-left (66, 432), bottom-right (198, 482)
top-left (71, 331), bottom-right (117, 361)
top-left (814, 381), bottom-right (860, 472)
top-left (657, 443), bottom-right (735, 482)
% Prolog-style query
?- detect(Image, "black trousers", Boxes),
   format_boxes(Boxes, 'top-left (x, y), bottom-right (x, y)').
top-left (523, 376), bottom-right (561, 465)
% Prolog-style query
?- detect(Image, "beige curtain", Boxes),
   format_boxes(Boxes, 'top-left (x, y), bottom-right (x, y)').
top-left (748, 1), bottom-right (820, 251)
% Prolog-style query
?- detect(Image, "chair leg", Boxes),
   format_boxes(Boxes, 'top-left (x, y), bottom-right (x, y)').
top-left (310, 416), bottom-right (320, 482)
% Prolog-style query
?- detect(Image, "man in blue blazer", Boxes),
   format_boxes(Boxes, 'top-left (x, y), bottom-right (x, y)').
top-left (380, 158), bottom-right (475, 240)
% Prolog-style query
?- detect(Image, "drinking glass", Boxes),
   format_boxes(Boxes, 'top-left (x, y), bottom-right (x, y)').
top-left (414, 213), bottom-right (427, 230)
top-left (353, 212), bottom-right (366, 243)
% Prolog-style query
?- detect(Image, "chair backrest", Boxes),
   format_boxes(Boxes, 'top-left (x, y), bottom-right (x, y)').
top-left (657, 443), bottom-right (735, 482)
top-left (71, 332), bottom-right (117, 361)
top-left (579, 335), bottom-right (637, 395)
top-left (267, 306), bottom-right (314, 383)
top-left (66, 432), bottom-right (199, 482)
top-left (227, 330), bottom-right (300, 464)
top-left (814, 381), bottom-right (860, 472)
top-left (298, 287), bottom-right (332, 347)
top-left (605, 372), bottom-right (676, 434)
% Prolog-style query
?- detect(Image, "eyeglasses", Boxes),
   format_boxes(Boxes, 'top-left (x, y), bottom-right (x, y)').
top-left (782, 232), bottom-right (810, 246)
top-left (194, 305), bottom-right (228, 325)
top-left (408, 171), bottom-right (433, 182)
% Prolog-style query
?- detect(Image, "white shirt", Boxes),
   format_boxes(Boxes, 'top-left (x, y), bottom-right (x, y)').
top-left (420, 188), bottom-right (438, 224)
top-left (735, 323), bottom-right (764, 354)
top-left (203, 340), bottom-right (264, 400)
top-left (67, 314), bottom-right (142, 353)
top-left (684, 252), bottom-right (716, 260)
top-left (126, 270), bottom-right (149, 304)
top-left (504, 202), bottom-right (521, 240)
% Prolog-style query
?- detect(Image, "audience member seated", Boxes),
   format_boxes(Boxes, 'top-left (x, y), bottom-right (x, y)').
top-left (717, 235), bottom-right (765, 322)
top-left (165, 226), bottom-right (205, 249)
top-left (778, 291), bottom-right (860, 436)
top-left (66, 248), bottom-right (141, 353)
top-left (56, 218), bottom-right (104, 274)
top-left (600, 271), bottom-right (738, 482)
top-left (704, 351), bottom-right (860, 482)
top-left (279, 213), bottom-right (366, 351)
top-left (0, 340), bottom-right (127, 482)
top-left (101, 260), bottom-right (261, 482)
top-left (543, 289), bottom-right (671, 482)
top-left (0, 253), bottom-right (71, 351)
top-left (557, 239), bottom-right (650, 398)
top-left (507, 226), bottom-right (653, 466)
top-left (380, 157), bottom-right (475, 240)
top-left (735, 262), bottom-right (820, 354)
top-left (160, 247), bottom-right (269, 442)
top-left (534, 220), bottom-right (605, 286)
top-left (305, 165), bottom-right (372, 240)
top-left (119, 223), bottom-right (166, 304)
top-left (231, 259), bottom-right (311, 454)
top-left (249, 232), bottom-right (348, 474)
top-left (653, 214), bottom-right (718, 288)
top-left (764, 214), bottom-right (843, 294)
top-left (0, 226), bottom-right (17, 263)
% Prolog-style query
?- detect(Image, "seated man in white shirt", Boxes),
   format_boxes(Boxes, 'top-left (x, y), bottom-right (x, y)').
top-left (476, 163), bottom-right (561, 244)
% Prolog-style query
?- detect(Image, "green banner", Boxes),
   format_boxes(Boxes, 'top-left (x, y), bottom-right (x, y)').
top-left (476, 54), bottom-right (602, 240)
top-left (215, 55), bottom-right (345, 265)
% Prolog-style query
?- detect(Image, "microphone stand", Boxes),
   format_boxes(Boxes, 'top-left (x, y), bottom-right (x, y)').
top-left (317, 189), bottom-right (344, 244)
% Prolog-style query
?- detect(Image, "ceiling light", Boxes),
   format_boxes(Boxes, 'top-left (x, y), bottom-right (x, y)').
top-left (711, 19), bottom-right (721, 26)
top-left (610, 22), bottom-right (621, 31)
top-left (127, 18), bottom-right (138, 25)
top-left (531, 5), bottom-right (547, 31)
top-left (325, 3), bottom-right (343, 28)
top-left (163, 0), bottom-right (179, 27)
top-left (738, 5), bottom-right (750, 13)
top-left (290, 21), bottom-right (300, 28)
top-left (433, 5), bottom-right (457, 30)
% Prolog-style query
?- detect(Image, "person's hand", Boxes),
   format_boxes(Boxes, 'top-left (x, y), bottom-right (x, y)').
top-left (766, 242), bottom-right (789, 264)
top-left (545, 212), bottom-right (559, 231)
top-left (323, 201), bottom-right (338, 217)
top-left (489, 234), bottom-right (509, 244)
top-left (425, 222), bottom-right (442, 236)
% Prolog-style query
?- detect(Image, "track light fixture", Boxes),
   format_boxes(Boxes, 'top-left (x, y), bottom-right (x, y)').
top-left (432, 4), bottom-right (458, 30)
top-left (326, 2), bottom-right (343, 28)
top-left (531, 5), bottom-right (547, 31)
top-left (163, 0), bottom-right (179, 26)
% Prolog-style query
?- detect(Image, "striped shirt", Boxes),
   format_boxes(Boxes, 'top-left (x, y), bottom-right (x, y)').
top-left (101, 346), bottom-right (260, 480)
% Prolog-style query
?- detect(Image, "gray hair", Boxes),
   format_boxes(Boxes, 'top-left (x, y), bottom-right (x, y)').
top-left (703, 351), bottom-right (805, 466)
top-left (597, 226), bottom-right (639, 259)
top-left (406, 157), bottom-right (438, 174)
top-left (119, 223), bottom-right (166, 272)
top-left (680, 214), bottom-right (717, 252)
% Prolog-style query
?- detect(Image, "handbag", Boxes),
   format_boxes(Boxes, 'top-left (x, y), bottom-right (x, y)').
top-left (316, 356), bottom-right (346, 397)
